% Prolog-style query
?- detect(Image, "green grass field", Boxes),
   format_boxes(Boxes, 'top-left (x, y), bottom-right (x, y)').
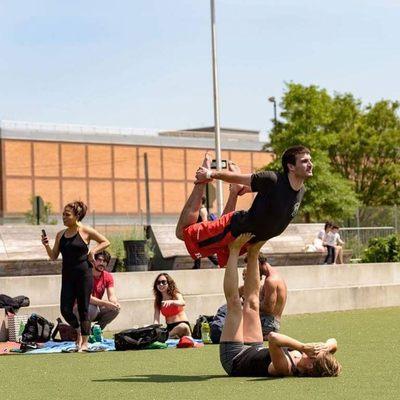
top-left (1, 307), bottom-right (399, 400)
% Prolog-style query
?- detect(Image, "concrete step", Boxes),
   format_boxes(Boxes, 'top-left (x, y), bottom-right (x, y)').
top-left (17, 282), bottom-right (400, 332)
top-left (1, 263), bottom-right (399, 306)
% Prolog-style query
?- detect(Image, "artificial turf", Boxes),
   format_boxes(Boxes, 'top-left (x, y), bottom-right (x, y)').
top-left (1, 307), bottom-right (399, 400)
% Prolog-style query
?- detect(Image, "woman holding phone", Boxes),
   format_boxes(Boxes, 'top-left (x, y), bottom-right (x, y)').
top-left (41, 201), bottom-right (110, 351)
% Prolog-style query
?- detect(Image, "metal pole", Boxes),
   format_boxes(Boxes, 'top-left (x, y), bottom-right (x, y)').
top-left (144, 153), bottom-right (151, 226)
top-left (210, 0), bottom-right (224, 215)
top-left (36, 196), bottom-right (40, 225)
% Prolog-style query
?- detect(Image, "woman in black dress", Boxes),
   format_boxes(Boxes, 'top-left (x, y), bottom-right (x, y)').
top-left (42, 201), bottom-right (110, 351)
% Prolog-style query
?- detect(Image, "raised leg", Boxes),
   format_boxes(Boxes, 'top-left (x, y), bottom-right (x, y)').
top-left (220, 234), bottom-right (253, 343)
top-left (243, 242), bottom-right (265, 344)
top-left (175, 153), bottom-right (212, 240)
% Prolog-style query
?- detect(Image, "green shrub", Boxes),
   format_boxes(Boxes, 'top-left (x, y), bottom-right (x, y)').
top-left (25, 197), bottom-right (57, 225)
top-left (361, 234), bottom-right (400, 263)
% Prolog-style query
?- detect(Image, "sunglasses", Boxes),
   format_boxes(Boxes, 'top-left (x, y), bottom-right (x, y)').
top-left (157, 280), bottom-right (168, 286)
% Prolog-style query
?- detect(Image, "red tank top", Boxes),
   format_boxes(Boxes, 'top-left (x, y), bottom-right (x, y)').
top-left (160, 304), bottom-right (184, 317)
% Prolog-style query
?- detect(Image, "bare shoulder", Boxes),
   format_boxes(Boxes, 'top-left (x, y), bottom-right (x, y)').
top-left (56, 229), bottom-right (66, 239)
top-left (264, 277), bottom-right (279, 288)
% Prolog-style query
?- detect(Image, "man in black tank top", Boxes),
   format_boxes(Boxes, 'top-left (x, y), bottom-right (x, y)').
top-left (219, 234), bottom-right (342, 378)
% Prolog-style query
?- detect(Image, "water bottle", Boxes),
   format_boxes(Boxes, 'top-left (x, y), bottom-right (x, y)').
top-left (92, 324), bottom-right (102, 343)
top-left (201, 322), bottom-right (211, 344)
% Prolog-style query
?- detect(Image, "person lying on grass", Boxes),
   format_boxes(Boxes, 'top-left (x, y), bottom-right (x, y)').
top-left (219, 233), bottom-right (342, 378)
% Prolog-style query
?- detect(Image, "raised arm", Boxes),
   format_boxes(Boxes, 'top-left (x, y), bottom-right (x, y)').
top-left (196, 166), bottom-right (252, 186)
top-left (42, 230), bottom-right (62, 261)
top-left (267, 332), bottom-right (322, 376)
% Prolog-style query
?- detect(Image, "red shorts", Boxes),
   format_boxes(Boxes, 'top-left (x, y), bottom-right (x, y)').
top-left (183, 211), bottom-right (248, 267)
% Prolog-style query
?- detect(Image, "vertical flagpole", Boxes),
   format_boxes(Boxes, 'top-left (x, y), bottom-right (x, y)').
top-left (210, 0), bottom-right (224, 215)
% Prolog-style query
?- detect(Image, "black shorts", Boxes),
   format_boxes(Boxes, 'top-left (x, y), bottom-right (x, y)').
top-left (166, 321), bottom-right (192, 334)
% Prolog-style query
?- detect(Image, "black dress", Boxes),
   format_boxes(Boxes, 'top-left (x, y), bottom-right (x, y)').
top-left (59, 230), bottom-right (93, 336)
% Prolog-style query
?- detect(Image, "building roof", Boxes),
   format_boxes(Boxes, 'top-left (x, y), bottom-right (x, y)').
top-left (0, 120), bottom-right (267, 151)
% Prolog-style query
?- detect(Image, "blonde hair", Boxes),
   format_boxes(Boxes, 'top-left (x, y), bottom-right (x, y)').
top-left (312, 352), bottom-right (342, 377)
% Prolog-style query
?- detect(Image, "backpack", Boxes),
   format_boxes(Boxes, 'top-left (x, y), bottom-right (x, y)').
top-left (192, 315), bottom-right (214, 339)
top-left (51, 317), bottom-right (78, 342)
top-left (20, 313), bottom-right (54, 351)
top-left (114, 324), bottom-right (168, 351)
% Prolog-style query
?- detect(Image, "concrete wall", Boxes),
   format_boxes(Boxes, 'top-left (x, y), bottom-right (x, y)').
top-left (1, 262), bottom-right (399, 332)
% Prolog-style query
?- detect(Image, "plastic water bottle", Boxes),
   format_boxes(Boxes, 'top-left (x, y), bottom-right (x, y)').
top-left (92, 324), bottom-right (102, 343)
top-left (201, 322), bottom-right (212, 344)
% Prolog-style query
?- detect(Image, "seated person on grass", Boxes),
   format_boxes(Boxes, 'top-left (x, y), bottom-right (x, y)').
top-left (219, 233), bottom-right (341, 378)
top-left (153, 273), bottom-right (192, 339)
top-left (74, 250), bottom-right (120, 331)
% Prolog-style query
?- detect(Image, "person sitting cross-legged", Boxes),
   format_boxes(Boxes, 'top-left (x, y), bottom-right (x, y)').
top-left (219, 233), bottom-right (341, 378)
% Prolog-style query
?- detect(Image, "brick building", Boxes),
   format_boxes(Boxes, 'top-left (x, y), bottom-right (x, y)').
top-left (0, 120), bottom-right (273, 223)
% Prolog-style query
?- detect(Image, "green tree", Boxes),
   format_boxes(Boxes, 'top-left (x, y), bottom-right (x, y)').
top-left (328, 99), bottom-right (400, 206)
top-left (265, 83), bottom-right (359, 222)
top-left (265, 82), bottom-right (400, 222)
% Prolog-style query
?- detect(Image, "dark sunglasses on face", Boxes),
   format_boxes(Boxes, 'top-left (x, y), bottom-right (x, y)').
top-left (157, 280), bottom-right (168, 286)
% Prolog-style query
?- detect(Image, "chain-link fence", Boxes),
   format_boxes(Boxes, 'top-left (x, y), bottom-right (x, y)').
top-left (345, 206), bottom-right (399, 232)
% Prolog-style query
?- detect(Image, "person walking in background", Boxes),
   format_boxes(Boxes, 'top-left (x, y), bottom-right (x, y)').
top-left (153, 273), bottom-right (192, 339)
top-left (41, 201), bottom-right (110, 351)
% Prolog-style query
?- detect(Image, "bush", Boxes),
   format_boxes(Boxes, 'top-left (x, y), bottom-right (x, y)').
top-left (361, 234), bottom-right (400, 263)
top-left (25, 197), bottom-right (57, 225)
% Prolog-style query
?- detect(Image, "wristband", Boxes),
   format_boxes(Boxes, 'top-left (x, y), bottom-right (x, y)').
top-left (206, 170), bottom-right (212, 179)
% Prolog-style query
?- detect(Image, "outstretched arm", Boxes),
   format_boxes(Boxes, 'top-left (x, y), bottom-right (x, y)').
top-left (196, 167), bottom-right (252, 186)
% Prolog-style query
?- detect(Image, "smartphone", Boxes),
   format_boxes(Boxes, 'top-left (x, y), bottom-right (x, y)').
top-left (211, 159), bottom-right (227, 169)
top-left (41, 229), bottom-right (47, 237)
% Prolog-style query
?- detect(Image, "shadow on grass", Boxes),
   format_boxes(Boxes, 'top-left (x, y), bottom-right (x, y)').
top-left (94, 374), bottom-right (278, 383)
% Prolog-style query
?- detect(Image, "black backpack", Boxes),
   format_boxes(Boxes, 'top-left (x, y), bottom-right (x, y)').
top-left (20, 313), bottom-right (54, 351)
top-left (114, 324), bottom-right (168, 351)
top-left (192, 315), bottom-right (214, 339)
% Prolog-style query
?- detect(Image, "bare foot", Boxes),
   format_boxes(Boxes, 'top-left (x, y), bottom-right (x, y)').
top-left (228, 160), bottom-right (243, 193)
top-left (195, 152), bottom-right (213, 184)
top-left (75, 331), bottom-right (82, 348)
top-left (80, 336), bottom-right (89, 352)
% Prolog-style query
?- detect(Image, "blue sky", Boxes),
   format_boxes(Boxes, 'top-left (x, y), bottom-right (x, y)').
top-left (1, 0), bottom-right (399, 137)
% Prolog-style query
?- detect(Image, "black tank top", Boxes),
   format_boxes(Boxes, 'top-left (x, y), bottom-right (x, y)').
top-left (232, 346), bottom-right (297, 377)
top-left (59, 230), bottom-right (89, 268)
